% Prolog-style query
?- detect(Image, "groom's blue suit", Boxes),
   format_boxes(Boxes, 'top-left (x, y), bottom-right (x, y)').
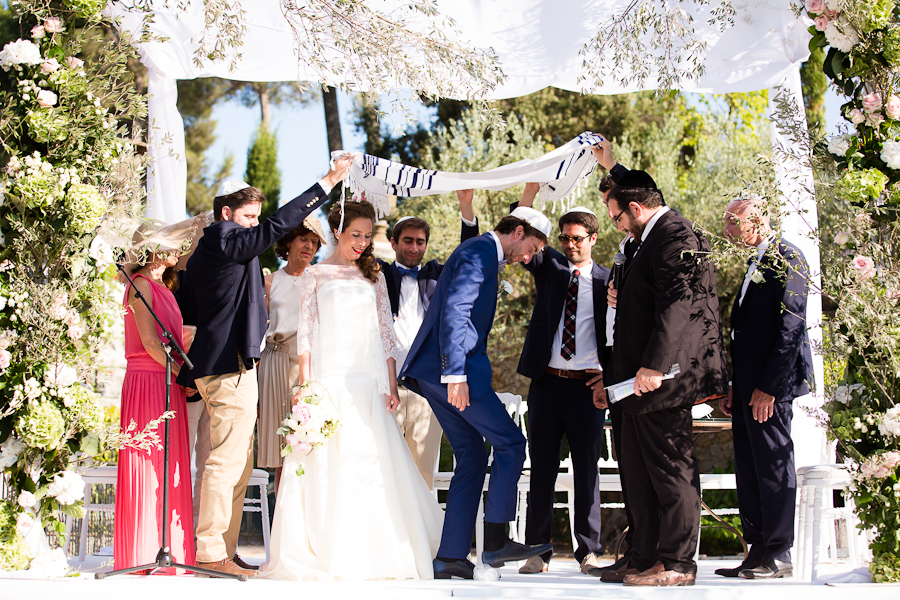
top-left (401, 233), bottom-right (526, 560)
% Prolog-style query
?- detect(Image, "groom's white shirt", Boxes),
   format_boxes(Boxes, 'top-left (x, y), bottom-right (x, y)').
top-left (441, 231), bottom-right (503, 384)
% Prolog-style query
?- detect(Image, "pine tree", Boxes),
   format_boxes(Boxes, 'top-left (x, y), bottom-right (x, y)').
top-left (245, 124), bottom-right (282, 271)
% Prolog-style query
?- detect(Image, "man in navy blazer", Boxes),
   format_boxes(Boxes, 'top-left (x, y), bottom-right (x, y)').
top-left (378, 192), bottom-right (480, 488)
top-left (716, 197), bottom-right (812, 580)
top-left (514, 183), bottom-right (610, 575)
top-left (178, 155), bottom-right (352, 577)
top-left (401, 207), bottom-right (554, 579)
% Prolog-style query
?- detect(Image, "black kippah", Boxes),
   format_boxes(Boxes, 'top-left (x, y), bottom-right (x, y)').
top-left (616, 169), bottom-right (657, 190)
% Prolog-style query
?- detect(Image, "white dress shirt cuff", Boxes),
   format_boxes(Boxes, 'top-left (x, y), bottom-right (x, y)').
top-left (317, 179), bottom-right (333, 195)
top-left (441, 375), bottom-right (467, 383)
top-left (461, 215), bottom-right (478, 227)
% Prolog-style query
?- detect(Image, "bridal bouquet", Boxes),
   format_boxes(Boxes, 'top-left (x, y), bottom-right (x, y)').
top-left (278, 381), bottom-right (339, 476)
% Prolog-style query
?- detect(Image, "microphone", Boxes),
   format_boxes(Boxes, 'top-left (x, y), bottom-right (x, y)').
top-left (612, 251), bottom-right (626, 290)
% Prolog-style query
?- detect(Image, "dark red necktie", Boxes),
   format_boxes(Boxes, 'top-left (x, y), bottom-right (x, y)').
top-left (561, 269), bottom-right (579, 360)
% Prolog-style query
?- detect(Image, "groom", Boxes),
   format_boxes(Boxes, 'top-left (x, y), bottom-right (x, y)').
top-left (401, 202), bottom-right (554, 579)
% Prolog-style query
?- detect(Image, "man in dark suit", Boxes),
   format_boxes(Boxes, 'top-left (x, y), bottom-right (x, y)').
top-left (716, 196), bottom-right (812, 579)
top-left (401, 207), bottom-right (554, 579)
top-left (379, 192), bottom-right (479, 488)
top-left (604, 170), bottom-right (728, 587)
top-left (178, 155), bottom-right (352, 577)
top-left (514, 183), bottom-right (609, 575)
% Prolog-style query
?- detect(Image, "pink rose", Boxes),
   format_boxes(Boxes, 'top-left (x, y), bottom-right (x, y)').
top-left (887, 288), bottom-right (900, 301)
top-left (814, 15), bottom-right (829, 31)
top-left (862, 93), bottom-right (883, 113)
top-left (67, 322), bottom-right (86, 340)
top-left (293, 404), bottom-right (312, 425)
top-left (66, 56), bottom-right (84, 70)
top-left (41, 58), bottom-right (60, 74)
top-left (285, 433), bottom-right (300, 447)
top-left (36, 89), bottom-right (57, 108)
top-left (806, 0), bottom-right (824, 14)
top-left (873, 464), bottom-right (891, 479)
top-left (43, 17), bottom-right (64, 34)
top-left (851, 255), bottom-right (877, 280)
top-left (0, 349), bottom-right (10, 371)
top-left (885, 96), bottom-right (900, 120)
top-left (63, 308), bottom-right (80, 327)
top-left (296, 441), bottom-right (312, 454)
top-left (883, 451), bottom-right (900, 469)
top-left (31, 25), bottom-right (45, 39)
top-left (846, 108), bottom-right (865, 125)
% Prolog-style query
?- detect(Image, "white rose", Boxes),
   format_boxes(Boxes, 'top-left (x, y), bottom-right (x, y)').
top-left (500, 280), bottom-right (514, 295)
top-left (835, 385), bottom-right (850, 404)
top-left (750, 270), bottom-right (765, 285)
top-left (0, 349), bottom-right (11, 371)
top-left (36, 89), bottom-right (57, 108)
top-left (47, 470), bottom-right (85, 505)
top-left (866, 112), bottom-right (885, 128)
top-left (0, 39), bottom-right (43, 72)
top-left (63, 308), bottom-right (81, 327)
top-left (66, 56), bottom-right (84, 70)
top-left (0, 330), bottom-right (12, 349)
top-left (67, 322), bottom-right (86, 340)
top-left (880, 139), bottom-right (900, 170)
top-left (45, 363), bottom-right (78, 388)
top-left (16, 512), bottom-right (34, 535)
top-left (31, 25), bottom-right (46, 39)
top-left (0, 436), bottom-right (25, 469)
top-left (27, 548), bottom-right (69, 578)
top-left (88, 236), bottom-right (113, 268)
top-left (17, 490), bottom-right (36, 508)
top-left (833, 231), bottom-right (850, 246)
top-left (827, 134), bottom-right (852, 156)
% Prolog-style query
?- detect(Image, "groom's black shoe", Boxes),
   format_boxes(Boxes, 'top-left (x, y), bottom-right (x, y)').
top-left (433, 557), bottom-right (476, 579)
top-left (482, 540), bottom-right (554, 568)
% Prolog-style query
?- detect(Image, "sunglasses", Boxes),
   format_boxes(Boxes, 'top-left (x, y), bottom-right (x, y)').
top-left (558, 234), bottom-right (588, 245)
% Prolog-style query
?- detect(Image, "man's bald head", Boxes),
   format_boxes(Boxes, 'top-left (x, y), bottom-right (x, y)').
top-left (724, 196), bottom-right (772, 247)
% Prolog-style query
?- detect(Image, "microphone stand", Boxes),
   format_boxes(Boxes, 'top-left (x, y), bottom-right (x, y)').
top-left (96, 264), bottom-right (246, 581)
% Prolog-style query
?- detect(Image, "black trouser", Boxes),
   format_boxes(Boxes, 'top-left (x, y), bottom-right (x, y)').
top-left (732, 394), bottom-right (795, 562)
top-left (524, 373), bottom-right (606, 563)
top-left (620, 406), bottom-right (700, 574)
top-left (607, 401), bottom-right (635, 557)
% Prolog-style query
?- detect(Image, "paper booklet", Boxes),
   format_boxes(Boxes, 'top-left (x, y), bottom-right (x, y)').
top-left (605, 363), bottom-right (682, 404)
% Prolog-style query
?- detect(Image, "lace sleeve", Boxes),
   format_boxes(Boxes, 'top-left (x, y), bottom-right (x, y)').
top-left (375, 272), bottom-right (398, 361)
top-left (296, 268), bottom-right (317, 358)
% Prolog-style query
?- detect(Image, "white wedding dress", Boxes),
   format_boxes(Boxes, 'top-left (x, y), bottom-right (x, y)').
top-left (261, 264), bottom-right (443, 581)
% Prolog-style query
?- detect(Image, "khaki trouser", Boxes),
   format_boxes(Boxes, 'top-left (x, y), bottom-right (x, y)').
top-left (393, 387), bottom-right (443, 489)
top-left (194, 364), bottom-right (258, 563)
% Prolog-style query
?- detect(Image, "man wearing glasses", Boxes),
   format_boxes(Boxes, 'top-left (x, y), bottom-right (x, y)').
top-left (514, 182), bottom-right (611, 576)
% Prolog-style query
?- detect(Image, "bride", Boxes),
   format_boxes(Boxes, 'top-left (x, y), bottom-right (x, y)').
top-left (262, 200), bottom-right (443, 581)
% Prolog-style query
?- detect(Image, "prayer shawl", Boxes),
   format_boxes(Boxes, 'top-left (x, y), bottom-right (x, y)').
top-left (333, 132), bottom-right (604, 219)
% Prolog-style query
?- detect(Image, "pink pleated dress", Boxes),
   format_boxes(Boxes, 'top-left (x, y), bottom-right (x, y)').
top-left (114, 274), bottom-right (195, 573)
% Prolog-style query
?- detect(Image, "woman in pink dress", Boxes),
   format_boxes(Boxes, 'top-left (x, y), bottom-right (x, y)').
top-left (114, 223), bottom-right (196, 573)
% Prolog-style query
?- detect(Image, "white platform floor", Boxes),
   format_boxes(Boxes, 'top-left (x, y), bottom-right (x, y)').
top-left (3, 550), bottom-right (899, 600)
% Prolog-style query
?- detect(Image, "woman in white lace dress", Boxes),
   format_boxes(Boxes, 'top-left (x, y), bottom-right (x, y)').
top-left (262, 200), bottom-right (443, 581)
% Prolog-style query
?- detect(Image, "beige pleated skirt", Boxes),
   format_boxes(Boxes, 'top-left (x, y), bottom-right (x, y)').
top-left (257, 336), bottom-right (300, 468)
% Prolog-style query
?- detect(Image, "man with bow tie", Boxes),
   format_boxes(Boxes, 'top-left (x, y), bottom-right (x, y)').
top-left (716, 196), bottom-right (813, 580)
top-left (378, 191), bottom-right (479, 488)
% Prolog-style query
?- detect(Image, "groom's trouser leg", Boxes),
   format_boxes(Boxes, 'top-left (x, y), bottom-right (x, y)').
top-left (417, 380), bottom-right (525, 560)
top-left (194, 365), bottom-right (258, 563)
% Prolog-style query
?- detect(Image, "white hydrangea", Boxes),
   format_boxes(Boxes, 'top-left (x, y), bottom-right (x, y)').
top-left (878, 407), bottom-right (900, 438)
top-left (0, 39), bottom-right (43, 72)
top-left (44, 363), bottom-right (78, 388)
top-left (827, 134), bottom-right (852, 156)
top-left (825, 18), bottom-right (860, 53)
top-left (880, 139), bottom-right (900, 170)
top-left (46, 470), bottom-right (84, 506)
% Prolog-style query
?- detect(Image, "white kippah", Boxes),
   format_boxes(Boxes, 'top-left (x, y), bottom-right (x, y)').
top-left (215, 180), bottom-right (251, 198)
top-left (510, 206), bottom-right (552, 238)
top-left (395, 216), bottom-right (416, 225)
top-left (565, 206), bottom-right (596, 216)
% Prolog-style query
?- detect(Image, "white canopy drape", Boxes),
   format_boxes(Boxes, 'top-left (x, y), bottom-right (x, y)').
top-left (109, 0), bottom-right (826, 464)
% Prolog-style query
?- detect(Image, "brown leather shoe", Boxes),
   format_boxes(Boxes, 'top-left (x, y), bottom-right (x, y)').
top-left (518, 555), bottom-right (548, 574)
top-left (579, 553), bottom-right (602, 574)
top-left (594, 560), bottom-right (639, 583)
top-left (233, 554), bottom-right (259, 571)
top-left (623, 562), bottom-right (695, 587)
top-left (194, 557), bottom-right (258, 579)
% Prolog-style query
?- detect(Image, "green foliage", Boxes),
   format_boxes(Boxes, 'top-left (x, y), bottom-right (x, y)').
top-left (801, 45), bottom-right (828, 135)
top-left (245, 124), bottom-right (281, 271)
top-left (0, 500), bottom-right (30, 571)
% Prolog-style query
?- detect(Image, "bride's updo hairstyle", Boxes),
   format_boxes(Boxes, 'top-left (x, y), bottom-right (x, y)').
top-left (327, 199), bottom-right (381, 284)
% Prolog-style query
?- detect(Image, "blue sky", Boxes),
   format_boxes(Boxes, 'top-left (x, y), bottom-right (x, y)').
top-left (204, 87), bottom-right (849, 209)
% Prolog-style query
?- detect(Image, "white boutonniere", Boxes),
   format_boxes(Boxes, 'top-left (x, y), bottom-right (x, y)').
top-left (750, 270), bottom-right (765, 285)
top-left (498, 280), bottom-right (513, 298)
